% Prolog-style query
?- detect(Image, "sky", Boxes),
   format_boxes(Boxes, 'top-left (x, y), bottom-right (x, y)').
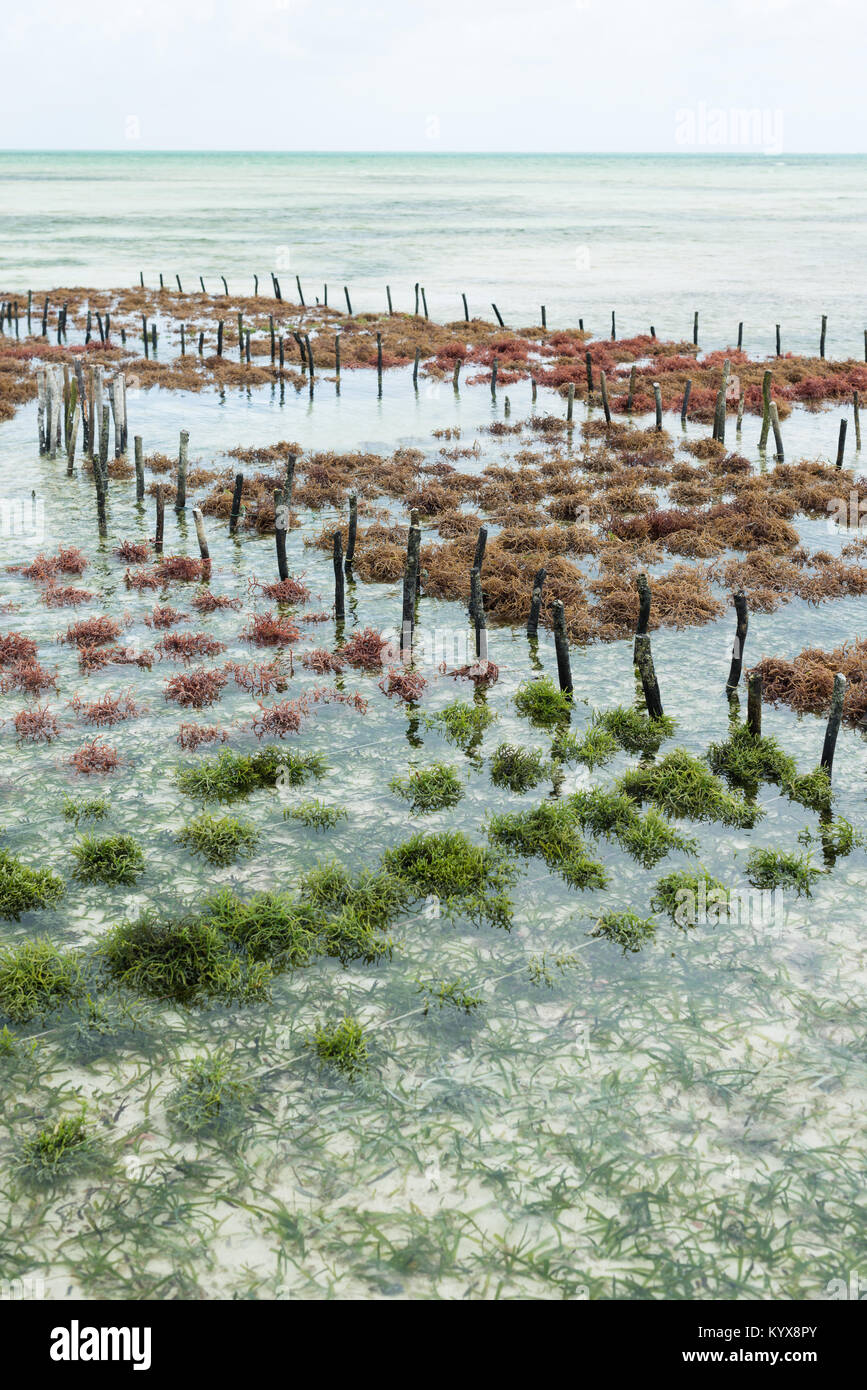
top-left (1, 0), bottom-right (865, 153)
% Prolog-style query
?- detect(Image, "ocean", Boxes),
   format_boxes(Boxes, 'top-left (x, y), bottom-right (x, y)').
top-left (0, 151), bottom-right (865, 356)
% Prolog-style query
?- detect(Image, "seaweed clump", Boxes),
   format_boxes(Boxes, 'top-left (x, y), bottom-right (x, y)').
top-left (0, 849), bottom-right (65, 920)
top-left (0, 941), bottom-right (82, 1021)
top-left (100, 909), bottom-right (270, 1006)
top-left (618, 749), bottom-right (761, 828)
top-left (283, 800), bottom-right (348, 830)
top-left (383, 831), bottom-right (516, 928)
top-left (423, 699), bottom-right (496, 754)
top-left (569, 787), bottom-right (698, 868)
top-left (166, 1056), bottom-right (252, 1139)
top-left (488, 802), bottom-right (608, 890)
top-left (176, 746), bottom-right (325, 802)
top-left (651, 869), bottom-right (729, 926)
top-left (745, 849), bottom-right (822, 896)
top-left (514, 676), bottom-right (572, 729)
top-left (594, 706), bottom-right (676, 757)
top-left (588, 911), bottom-right (658, 954)
top-left (489, 743), bottom-right (550, 792)
top-left (18, 1110), bottom-right (99, 1184)
top-left (71, 834), bottom-right (145, 886)
top-left (177, 814), bottom-right (259, 867)
top-left (390, 764), bottom-right (464, 814)
top-left (308, 1016), bottom-right (368, 1078)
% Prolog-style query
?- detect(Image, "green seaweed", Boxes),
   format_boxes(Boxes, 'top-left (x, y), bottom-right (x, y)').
top-left (166, 1056), bottom-right (252, 1139)
top-left (390, 764), bottom-right (464, 814)
top-left (651, 868), bottom-right (729, 926)
top-left (594, 706), bottom-right (676, 757)
top-left (383, 831), bottom-right (516, 929)
top-left (100, 909), bottom-right (271, 1006)
top-left (0, 941), bottom-right (83, 1023)
top-left (18, 1109), bottom-right (97, 1184)
top-left (423, 699), bottom-right (496, 753)
top-left (588, 911), bottom-right (658, 955)
top-left (283, 799), bottom-right (348, 829)
top-left (552, 724), bottom-right (619, 770)
top-left (309, 1016), bottom-right (368, 1078)
top-left (618, 749), bottom-right (761, 828)
top-left (569, 787), bottom-right (698, 868)
top-left (177, 813), bottom-right (259, 867)
top-left (514, 676), bottom-right (572, 729)
top-left (71, 833), bottom-right (145, 886)
top-left (0, 848), bottom-right (65, 920)
top-left (62, 794), bottom-right (109, 826)
top-left (175, 746), bottom-right (326, 803)
top-left (489, 743), bottom-right (550, 792)
top-left (415, 978), bottom-right (483, 1015)
top-left (488, 803), bottom-right (608, 890)
top-left (745, 849), bottom-right (822, 897)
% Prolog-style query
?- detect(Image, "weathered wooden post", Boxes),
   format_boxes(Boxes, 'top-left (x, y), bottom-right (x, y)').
top-left (176, 429), bottom-right (188, 509)
top-left (345, 493), bottom-right (358, 569)
top-left (653, 382), bottom-right (663, 430)
top-left (819, 673), bottom-right (846, 777)
top-left (154, 485), bottom-right (164, 554)
top-left (274, 490), bottom-right (288, 581)
top-left (634, 635), bottom-right (663, 719)
top-left (758, 370), bottom-right (772, 450)
top-left (552, 600), bottom-right (573, 695)
top-left (134, 436), bottom-right (144, 502)
top-left (229, 472), bottom-right (244, 535)
top-left (836, 419), bottom-right (847, 470)
top-left (770, 403), bottom-right (784, 460)
top-left (725, 591), bottom-right (748, 693)
top-left (747, 671), bottom-right (762, 737)
top-left (527, 566), bottom-right (547, 637)
top-left (192, 508), bottom-right (210, 565)
top-left (681, 380), bottom-right (692, 426)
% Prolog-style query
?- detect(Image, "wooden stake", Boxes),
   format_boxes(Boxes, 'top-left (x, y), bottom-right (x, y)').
top-left (154, 485), bottom-right (164, 554)
top-left (492, 303), bottom-right (504, 327)
top-left (134, 436), bottom-right (144, 502)
top-left (471, 568), bottom-right (487, 660)
top-left (820, 313), bottom-right (827, 360)
top-left (634, 634), bottom-right (663, 718)
top-left (552, 600), bottom-right (573, 695)
top-left (527, 566), bottom-right (547, 637)
top-left (819, 673), bottom-right (846, 777)
top-left (725, 591), bottom-right (748, 692)
top-left (653, 382), bottom-right (662, 430)
top-left (758, 370), bottom-right (772, 449)
top-left (229, 472), bottom-right (244, 535)
top-left (770, 402), bottom-right (784, 460)
top-left (600, 370), bottom-right (611, 424)
top-left (747, 672), bottom-right (762, 737)
top-left (681, 379), bottom-right (691, 425)
top-left (176, 429), bottom-right (188, 509)
top-left (836, 419), bottom-right (847, 470)
top-left (345, 493), bottom-right (358, 567)
top-left (192, 507), bottom-right (210, 563)
top-left (274, 489), bottom-right (288, 581)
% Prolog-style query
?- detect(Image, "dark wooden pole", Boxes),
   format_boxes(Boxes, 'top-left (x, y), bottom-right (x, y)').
top-left (819, 673), bottom-right (846, 776)
top-left (725, 590), bottom-right (748, 692)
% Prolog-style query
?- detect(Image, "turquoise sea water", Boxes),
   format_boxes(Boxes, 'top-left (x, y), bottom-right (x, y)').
top-left (1, 152), bottom-right (866, 355)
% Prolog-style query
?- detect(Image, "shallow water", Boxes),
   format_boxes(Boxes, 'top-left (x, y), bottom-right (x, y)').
top-left (2, 152), bottom-right (867, 358)
top-left (1, 359), bottom-right (866, 1300)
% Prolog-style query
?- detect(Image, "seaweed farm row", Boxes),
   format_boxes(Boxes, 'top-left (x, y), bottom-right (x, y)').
top-left (0, 291), bottom-right (865, 1299)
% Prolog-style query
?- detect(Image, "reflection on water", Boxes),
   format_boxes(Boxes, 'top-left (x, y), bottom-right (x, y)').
top-left (0, 366), bottom-right (865, 1299)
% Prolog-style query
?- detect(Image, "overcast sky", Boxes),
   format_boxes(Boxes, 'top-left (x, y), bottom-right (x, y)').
top-left (2, 0), bottom-right (864, 153)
